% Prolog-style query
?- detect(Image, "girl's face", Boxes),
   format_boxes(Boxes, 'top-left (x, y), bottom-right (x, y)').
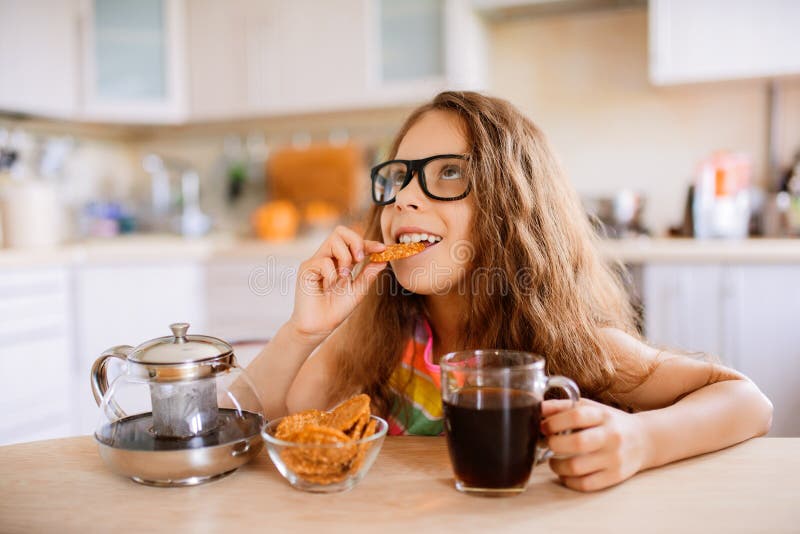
top-left (380, 110), bottom-right (474, 295)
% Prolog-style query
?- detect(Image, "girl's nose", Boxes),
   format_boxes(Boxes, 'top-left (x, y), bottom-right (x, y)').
top-left (394, 172), bottom-right (425, 211)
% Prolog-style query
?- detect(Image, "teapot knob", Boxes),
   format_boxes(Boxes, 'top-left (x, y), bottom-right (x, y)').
top-left (170, 322), bottom-right (190, 342)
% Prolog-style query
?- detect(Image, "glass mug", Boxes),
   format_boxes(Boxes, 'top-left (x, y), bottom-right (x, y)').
top-left (440, 350), bottom-right (580, 496)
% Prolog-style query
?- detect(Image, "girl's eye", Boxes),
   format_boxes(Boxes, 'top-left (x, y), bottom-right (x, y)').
top-left (440, 165), bottom-right (463, 180)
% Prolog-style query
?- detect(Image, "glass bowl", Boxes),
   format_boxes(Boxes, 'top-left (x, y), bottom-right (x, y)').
top-left (261, 415), bottom-right (388, 493)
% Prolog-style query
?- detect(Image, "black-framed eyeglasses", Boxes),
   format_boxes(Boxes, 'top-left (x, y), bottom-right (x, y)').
top-left (370, 154), bottom-right (471, 205)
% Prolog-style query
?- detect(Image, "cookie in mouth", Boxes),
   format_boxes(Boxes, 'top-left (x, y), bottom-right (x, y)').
top-left (369, 242), bottom-right (426, 262)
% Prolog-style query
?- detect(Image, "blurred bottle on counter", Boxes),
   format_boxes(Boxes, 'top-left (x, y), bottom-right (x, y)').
top-left (141, 154), bottom-right (212, 237)
top-left (79, 199), bottom-right (137, 238)
top-left (779, 150), bottom-right (800, 236)
top-left (692, 152), bottom-right (751, 239)
top-left (0, 130), bottom-right (63, 249)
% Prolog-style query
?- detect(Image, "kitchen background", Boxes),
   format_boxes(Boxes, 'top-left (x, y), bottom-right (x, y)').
top-left (1, 0), bottom-right (799, 445)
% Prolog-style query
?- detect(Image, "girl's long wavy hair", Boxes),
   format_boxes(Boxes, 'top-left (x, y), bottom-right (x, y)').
top-left (330, 91), bottom-right (644, 417)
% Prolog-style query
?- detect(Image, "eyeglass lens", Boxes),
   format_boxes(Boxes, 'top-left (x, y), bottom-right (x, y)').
top-left (373, 157), bottom-right (468, 203)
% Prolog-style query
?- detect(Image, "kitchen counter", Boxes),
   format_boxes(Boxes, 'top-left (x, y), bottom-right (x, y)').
top-left (0, 436), bottom-right (797, 533)
top-left (0, 233), bottom-right (326, 268)
top-left (2, 235), bottom-right (800, 268)
top-left (602, 237), bottom-right (800, 264)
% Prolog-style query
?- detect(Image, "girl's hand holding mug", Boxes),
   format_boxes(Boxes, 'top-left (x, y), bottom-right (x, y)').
top-left (541, 398), bottom-right (651, 492)
top-left (289, 226), bottom-right (387, 342)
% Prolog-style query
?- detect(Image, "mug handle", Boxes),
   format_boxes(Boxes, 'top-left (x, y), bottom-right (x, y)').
top-left (535, 375), bottom-right (581, 464)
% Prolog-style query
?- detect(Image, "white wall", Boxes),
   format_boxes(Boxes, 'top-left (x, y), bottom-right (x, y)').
top-left (489, 8), bottom-right (800, 232)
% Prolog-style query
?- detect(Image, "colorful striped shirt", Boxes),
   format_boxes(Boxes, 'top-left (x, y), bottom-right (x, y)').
top-left (387, 318), bottom-right (444, 436)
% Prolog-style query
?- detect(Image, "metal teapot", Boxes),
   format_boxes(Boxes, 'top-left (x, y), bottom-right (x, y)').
top-left (90, 323), bottom-right (265, 486)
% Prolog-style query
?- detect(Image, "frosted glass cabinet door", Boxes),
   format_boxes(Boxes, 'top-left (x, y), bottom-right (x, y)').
top-left (365, 0), bottom-right (487, 104)
top-left (94, 0), bottom-right (165, 99)
top-left (377, 0), bottom-right (444, 83)
top-left (82, 0), bottom-right (186, 122)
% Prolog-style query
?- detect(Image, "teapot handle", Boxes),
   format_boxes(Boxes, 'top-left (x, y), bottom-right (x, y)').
top-left (91, 346), bottom-right (134, 418)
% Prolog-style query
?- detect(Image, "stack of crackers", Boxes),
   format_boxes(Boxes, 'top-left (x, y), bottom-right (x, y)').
top-left (274, 394), bottom-right (379, 485)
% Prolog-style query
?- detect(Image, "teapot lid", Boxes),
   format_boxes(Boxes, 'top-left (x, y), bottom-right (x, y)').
top-left (129, 323), bottom-right (232, 365)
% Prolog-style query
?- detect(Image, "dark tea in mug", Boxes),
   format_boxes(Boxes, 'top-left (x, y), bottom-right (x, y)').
top-left (443, 387), bottom-right (541, 490)
top-left (440, 350), bottom-right (579, 495)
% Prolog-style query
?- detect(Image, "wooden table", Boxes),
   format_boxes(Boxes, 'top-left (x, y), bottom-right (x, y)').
top-left (0, 436), bottom-right (797, 533)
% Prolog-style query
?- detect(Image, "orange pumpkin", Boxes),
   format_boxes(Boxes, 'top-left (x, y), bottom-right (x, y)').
top-left (252, 201), bottom-right (300, 241)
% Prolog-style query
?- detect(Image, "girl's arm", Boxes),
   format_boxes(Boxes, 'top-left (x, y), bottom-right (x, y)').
top-left (246, 318), bottom-right (353, 419)
top-left (244, 226), bottom-right (387, 420)
top-left (541, 328), bottom-right (773, 491)
top-left (244, 322), bottom-right (327, 420)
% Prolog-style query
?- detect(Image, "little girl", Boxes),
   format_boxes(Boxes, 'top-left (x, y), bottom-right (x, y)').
top-left (247, 91), bottom-right (772, 491)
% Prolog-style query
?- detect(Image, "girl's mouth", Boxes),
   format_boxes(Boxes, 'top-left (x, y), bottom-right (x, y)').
top-left (396, 232), bottom-right (443, 249)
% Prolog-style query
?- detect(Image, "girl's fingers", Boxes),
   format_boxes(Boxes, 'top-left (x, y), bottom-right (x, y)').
top-left (334, 225), bottom-right (367, 262)
top-left (313, 226), bottom-right (362, 262)
top-left (542, 405), bottom-right (606, 435)
top-left (559, 469), bottom-right (622, 492)
top-left (364, 240), bottom-right (386, 254)
top-left (329, 238), bottom-right (354, 277)
top-left (540, 399), bottom-right (576, 418)
top-left (352, 261), bottom-right (387, 297)
top-left (549, 451), bottom-right (610, 477)
top-left (299, 257), bottom-right (337, 294)
top-left (547, 426), bottom-right (607, 456)
top-left (320, 258), bottom-right (340, 291)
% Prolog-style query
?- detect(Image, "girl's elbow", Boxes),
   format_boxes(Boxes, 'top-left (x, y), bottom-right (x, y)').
top-left (757, 394), bottom-right (774, 436)
top-left (748, 381), bottom-right (773, 436)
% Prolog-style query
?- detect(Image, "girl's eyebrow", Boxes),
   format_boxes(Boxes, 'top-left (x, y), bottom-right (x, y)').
top-left (393, 153), bottom-right (469, 161)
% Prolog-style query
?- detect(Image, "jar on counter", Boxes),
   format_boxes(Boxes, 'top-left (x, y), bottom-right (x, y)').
top-left (0, 167), bottom-right (62, 249)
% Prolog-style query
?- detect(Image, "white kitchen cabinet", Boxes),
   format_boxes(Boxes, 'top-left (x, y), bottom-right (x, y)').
top-left (642, 264), bottom-right (727, 361)
top-left (80, 0), bottom-right (187, 122)
top-left (724, 265), bottom-right (800, 439)
top-left (83, 0), bottom-right (264, 122)
top-left (185, 0), bottom-right (251, 120)
top-left (649, 0), bottom-right (800, 85)
top-left (73, 262), bottom-right (206, 433)
top-left (0, 252), bottom-right (305, 445)
top-left (1, 0), bottom-right (250, 123)
top-left (0, 0), bottom-right (81, 118)
top-left (250, 0), bottom-right (487, 112)
top-left (365, 0), bottom-right (488, 105)
top-left (205, 256), bottom-right (299, 343)
top-left (245, 0), bottom-right (369, 115)
top-left (0, 267), bottom-right (74, 446)
top-left (2, 0), bottom-right (487, 122)
top-left (247, 0), bottom-right (487, 115)
top-left (641, 262), bottom-right (800, 436)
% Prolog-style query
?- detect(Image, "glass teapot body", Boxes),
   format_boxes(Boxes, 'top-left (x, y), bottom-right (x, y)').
top-left (90, 323), bottom-right (265, 486)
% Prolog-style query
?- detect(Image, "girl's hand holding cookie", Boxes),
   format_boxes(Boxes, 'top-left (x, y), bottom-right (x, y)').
top-left (541, 398), bottom-right (651, 492)
top-left (289, 226), bottom-right (387, 342)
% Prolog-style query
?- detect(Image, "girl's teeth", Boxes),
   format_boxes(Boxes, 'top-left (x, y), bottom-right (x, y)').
top-left (397, 233), bottom-right (443, 243)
